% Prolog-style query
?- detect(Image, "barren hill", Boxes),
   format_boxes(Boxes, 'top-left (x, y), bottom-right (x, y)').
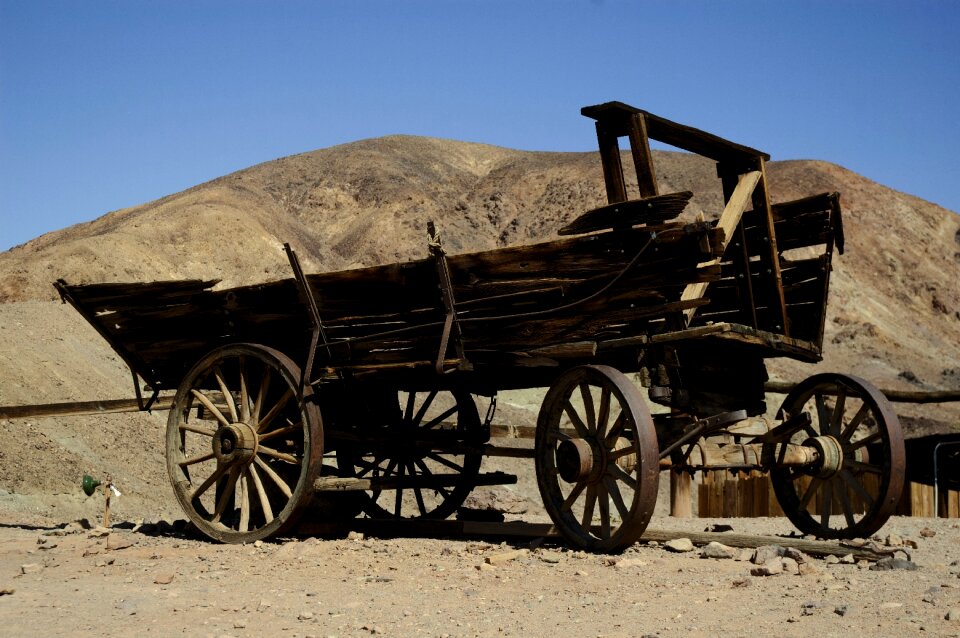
top-left (0, 135), bottom-right (959, 521)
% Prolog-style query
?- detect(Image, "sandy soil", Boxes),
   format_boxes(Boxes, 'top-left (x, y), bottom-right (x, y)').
top-left (1, 513), bottom-right (959, 638)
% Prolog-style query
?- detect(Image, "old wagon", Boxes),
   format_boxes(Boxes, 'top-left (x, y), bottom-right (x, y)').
top-left (55, 102), bottom-right (905, 552)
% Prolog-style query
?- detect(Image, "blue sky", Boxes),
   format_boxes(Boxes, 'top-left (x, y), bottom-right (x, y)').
top-left (1, 1), bottom-right (958, 251)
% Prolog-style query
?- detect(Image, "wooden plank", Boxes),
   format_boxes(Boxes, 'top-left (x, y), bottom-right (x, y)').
top-left (670, 469), bottom-right (692, 517)
top-left (628, 112), bottom-right (659, 197)
top-left (558, 192), bottom-right (691, 236)
top-left (0, 397), bottom-right (175, 420)
top-left (313, 471), bottom-right (517, 492)
top-left (680, 171), bottom-right (761, 323)
top-left (751, 160), bottom-right (790, 335)
top-left (595, 120), bottom-right (627, 204)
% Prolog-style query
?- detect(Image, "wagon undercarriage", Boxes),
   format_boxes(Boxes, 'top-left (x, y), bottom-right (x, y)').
top-left (55, 102), bottom-right (904, 551)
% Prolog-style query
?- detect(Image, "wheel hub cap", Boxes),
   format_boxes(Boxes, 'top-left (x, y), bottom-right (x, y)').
top-left (556, 438), bottom-right (595, 483)
top-left (805, 435), bottom-right (843, 478)
top-left (214, 423), bottom-right (258, 465)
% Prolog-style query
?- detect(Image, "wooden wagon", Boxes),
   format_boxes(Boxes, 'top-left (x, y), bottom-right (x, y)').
top-left (55, 102), bottom-right (905, 551)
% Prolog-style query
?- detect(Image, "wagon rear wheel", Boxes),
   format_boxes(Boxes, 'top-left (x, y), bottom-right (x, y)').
top-left (166, 343), bottom-right (323, 543)
top-left (770, 373), bottom-right (905, 539)
top-left (342, 388), bottom-right (483, 520)
top-left (535, 365), bottom-right (659, 553)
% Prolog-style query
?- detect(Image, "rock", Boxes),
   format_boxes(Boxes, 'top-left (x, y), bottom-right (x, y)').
top-left (664, 538), bottom-right (694, 553)
top-left (538, 554), bottom-right (561, 564)
top-left (919, 527), bottom-right (936, 538)
top-left (154, 573), bottom-right (175, 584)
top-left (347, 531), bottom-right (364, 542)
top-left (234, 621), bottom-right (247, 629)
top-left (477, 562), bottom-right (496, 572)
top-left (904, 538), bottom-right (919, 549)
top-left (801, 601), bottom-right (823, 616)
top-left (704, 524), bottom-right (734, 533)
top-left (885, 533), bottom-right (904, 547)
top-left (88, 527), bottom-right (110, 538)
top-left (610, 558), bottom-right (646, 569)
top-left (946, 608), bottom-right (960, 621)
top-left (798, 562), bottom-right (819, 576)
top-left (734, 548), bottom-right (753, 562)
top-left (839, 554), bottom-right (856, 564)
top-left (750, 558), bottom-right (783, 576)
top-left (870, 557), bottom-right (919, 571)
top-left (834, 604), bottom-right (850, 617)
top-left (784, 547), bottom-right (809, 563)
top-left (879, 602), bottom-right (903, 609)
top-left (700, 541), bottom-right (737, 559)
top-left (484, 549), bottom-right (528, 565)
top-left (299, 611), bottom-right (314, 621)
top-left (0, 587), bottom-right (14, 596)
top-left (257, 600), bottom-right (271, 611)
top-left (20, 563), bottom-right (41, 575)
top-left (731, 577), bottom-right (751, 588)
top-left (825, 555), bottom-right (840, 565)
top-left (781, 557), bottom-right (799, 575)
top-left (253, 540), bottom-right (264, 548)
top-left (106, 535), bottom-right (134, 551)
top-left (462, 488), bottom-right (529, 515)
top-left (752, 545), bottom-right (784, 565)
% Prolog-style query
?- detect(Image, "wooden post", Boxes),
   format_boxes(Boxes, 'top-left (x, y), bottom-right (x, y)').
top-left (670, 469), bottom-right (692, 517)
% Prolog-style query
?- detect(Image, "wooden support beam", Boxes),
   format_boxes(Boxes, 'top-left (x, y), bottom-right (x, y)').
top-left (0, 397), bottom-right (174, 419)
top-left (670, 469), bottom-right (692, 517)
top-left (628, 112), bottom-right (659, 198)
top-left (313, 471), bottom-right (517, 492)
top-left (681, 170), bottom-right (761, 323)
top-left (751, 159), bottom-right (790, 335)
top-left (595, 121), bottom-right (628, 204)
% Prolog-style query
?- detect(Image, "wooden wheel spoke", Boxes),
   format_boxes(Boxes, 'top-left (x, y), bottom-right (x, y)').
top-left (257, 445), bottom-right (300, 465)
top-left (252, 367), bottom-right (271, 423)
top-left (604, 476), bottom-right (629, 521)
top-left (256, 388), bottom-right (293, 433)
top-left (596, 387), bottom-right (611, 439)
top-left (830, 387), bottom-right (847, 437)
top-left (239, 471), bottom-right (250, 532)
top-left (604, 412), bottom-right (626, 447)
top-left (844, 459), bottom-right (882, 474)
top-left (403, 392), bottom-right (416, 425)
top-left (814, 393), bottom-right (831, 435)
top-left (212, 467), bottom-right (240, 523)
top-left (849, 430), bottom-right (882, 451)
top-left (191, 463), bottom-right (230, 501)
top-left (179, 451), bottom-right (215, 467)
top-left (394, 462), bottom-right (405, 516)
top-left (410, 461), bottom-right (427, 516)
top-left (838, 484), bottom-right (856, 528)
top-left (239, 357), bottom-right (250, 423)
top-left (248, 464), bottom-right (274, 524)
top-left (580, 485), bottom-right (597, 528)
top-left (607, 463), bottom-right (638, 490)
top-left (597, 482), bottom-right (611, 539)
top-left (608, 446), bottom-right (635, 460)
top-left (819, 480), bottom-right (833, 528)
top-left (579, 383), bottom-right (596, 433)
top-left (411, 390), bottom-right (438, 427)
top-left (840, 469), bottom-right (875, 509)
top-left (422, 405), bottom-right (458, 430)
top-left (798, 477), bottom-right (822, 509)
top-left (564, 401), bottom-right (590, 438)
top-left (191, 390), bottom-right (231, 429)
top-left (214, 368), bottom-right (239, 423)
top-left (560, 481), bottom-right (587, 512)
top-left (840, 403), bottom-right (871, 442)
top-left (425, 452), bottom-right (464, 473)
top-left (254, 456), bottom-right (293, 498)
top-left (179, 423), bottom-right (217, 437)
top-left (257, 423), bottom-right (300, 444)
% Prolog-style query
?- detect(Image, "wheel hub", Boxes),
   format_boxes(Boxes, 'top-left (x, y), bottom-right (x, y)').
top-left (213, 423), bottom-right (258, 465)
top-left (556, 438), bottom-right (596, 483)
top-left (804, 435), bottom-right (843, 478)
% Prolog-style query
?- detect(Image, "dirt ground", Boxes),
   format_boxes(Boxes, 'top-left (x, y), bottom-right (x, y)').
top-left (1, 511), bottom-right (960, 638)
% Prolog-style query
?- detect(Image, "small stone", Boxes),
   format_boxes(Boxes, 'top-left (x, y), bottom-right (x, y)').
top-left (347, 531), bottom-right (365, 541)
top-left (234, 621), bottom-right (247, 629)
top-left (731, 577), bottom-right (751, 588)
top-left (870, 557), bottom-right (919, 571)
top-left (885, 533), bottom-right (904, 547)
top-left (106, 535), bottom-right (134, 551)
top-left (834, 604), bottom-right (850, 617)
top-left (0, 587), bottom-right (14, 596)
top-left (781, 557), bottom-right (799, 575)
top-left (94, 558), bottom-right (114, 567)
top-left (484, 549), bottom-right (528, 565)
top-left (919, 527), bottom-right (936, 538)
top-left (477, 562), bottom-right (496, 572)
top-left (752, 545), bottom-right (785, 565)
top-left (904, 538), bottom-right (919, 549)
top-left (664, 538), bottom-right (694, 553)
top-left (257, 600), bottom-right (271, 611)
top-left (946, 608), bottom-right (960, 621)
top-left (880, 602), bottom-right (903, 609)
top-left (538, 554), bottom-right (561, 564)
top-left (825, 555), bottom-right (840, 565)
top-left (784, 547), bottom-right (808, 563)
top-left (839, 554), bottom-right (856, 564)
top-left (154, 573), bottom-right (175, 584)
top-left (750, 558), bottom-right (783, 576)
top-left (88, 527), bottom-right (110, 538)
top-left (801, 601), bottom-right (822, 616)
top-left (611, 557), bottom-right (646, 569)
top-left (798, 562), bottom-right (819, 576)
top-left (701, 541), bottom-right (737, 559)
top-left (20, 564), bottom-right (41, 575)
top-left (734, 548), bottom-right (754, 562)
top-left (574, 570), bottom-right (588, 576)
top-left (253, 540), bottom-right (263, 548)
top-left (299, 611), bottom-right (314, 620)
top-left (704, 524), bottom-right (734, 533)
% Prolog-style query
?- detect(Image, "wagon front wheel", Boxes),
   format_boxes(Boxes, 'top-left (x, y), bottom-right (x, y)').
top-left (770, 373), bottom-right (905, 539)
top-left (535, 365), bottom-right (659, 553)
top-left (166, 344), bottom-right (323, 543)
